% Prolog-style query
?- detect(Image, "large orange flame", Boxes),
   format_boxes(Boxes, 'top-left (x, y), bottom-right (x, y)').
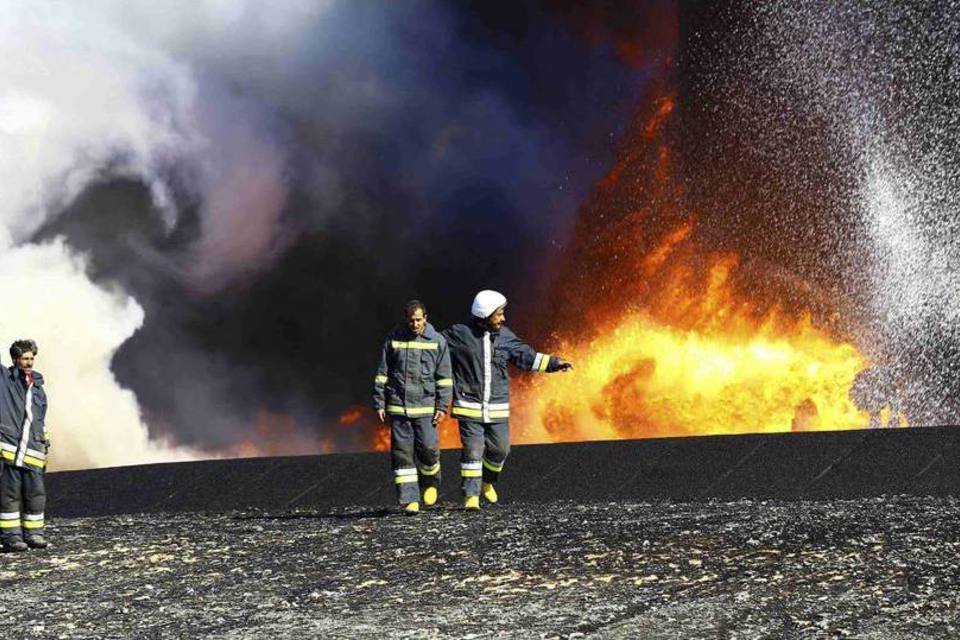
top-left (513, 247), bottom-right (867, 443)
top-left (511, 86), bottom-right (870, 443)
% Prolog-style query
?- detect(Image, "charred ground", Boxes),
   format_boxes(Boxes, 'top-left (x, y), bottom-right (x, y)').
top-left (2, 497), bottom-right (960, 638)
top-left (2, 428), bottom-right (960, 638)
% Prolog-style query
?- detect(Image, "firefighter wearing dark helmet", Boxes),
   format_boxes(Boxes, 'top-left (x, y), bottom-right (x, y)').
top-left (0, 340), bottom-right (50, 552)
top-left (445, 290), bottom-right (573, 510)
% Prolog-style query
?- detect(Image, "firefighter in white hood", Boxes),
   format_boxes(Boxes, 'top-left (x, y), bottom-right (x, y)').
top-left (445, 290), bottom-right (572, 509)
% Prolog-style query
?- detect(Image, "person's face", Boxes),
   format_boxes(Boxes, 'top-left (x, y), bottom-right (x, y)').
top-left (486, 307), bottom-right (506, 331)
top-left (407, 308), bottom-right (427, 336)
top-left (16, 351), bottom-right (34, 372)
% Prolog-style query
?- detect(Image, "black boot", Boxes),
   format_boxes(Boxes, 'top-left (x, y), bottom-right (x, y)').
top-left (3, 538), bottom-right (28, 552)
top-left (24, 535), bottom-right (48, 549)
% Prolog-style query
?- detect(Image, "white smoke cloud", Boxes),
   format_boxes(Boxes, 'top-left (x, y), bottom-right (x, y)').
top-left (0, 1), bottom-right (318, 467)
top-left (0, 239), bottom-right (196, 470)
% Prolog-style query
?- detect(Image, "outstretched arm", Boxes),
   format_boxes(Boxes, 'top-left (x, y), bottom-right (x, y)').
top-left (505, 333), bottom-right (573, 373)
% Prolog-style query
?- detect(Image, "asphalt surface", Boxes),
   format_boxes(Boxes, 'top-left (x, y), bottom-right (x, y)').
top-left (2, 495), bottom-right (960, 638)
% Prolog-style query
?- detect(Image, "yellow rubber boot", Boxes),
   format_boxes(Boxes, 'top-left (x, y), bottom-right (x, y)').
top-left (464, 495), bottom-right (480, 510)
top-left (404, 502), bottom-right (420, 514)
top-left (423, 486), bottom-right (438, 507)
top-left (482, 482), bottom-right (498, 504)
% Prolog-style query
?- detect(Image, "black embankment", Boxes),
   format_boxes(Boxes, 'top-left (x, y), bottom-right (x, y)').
top-left (46, 426), bottom-right (960, 517)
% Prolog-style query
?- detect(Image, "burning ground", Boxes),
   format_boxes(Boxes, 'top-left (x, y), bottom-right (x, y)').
top-left (2, 496), bottom-right (959, 638)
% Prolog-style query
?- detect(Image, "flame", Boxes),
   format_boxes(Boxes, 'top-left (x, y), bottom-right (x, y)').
top-left (338, 406), bottom-right (365, 425)
top-left (511, 86), bottom-right (870, 442)
top-left (514, 256), bottom-right (867, 443)
top-left (339, 85), bottom-right (872, 455)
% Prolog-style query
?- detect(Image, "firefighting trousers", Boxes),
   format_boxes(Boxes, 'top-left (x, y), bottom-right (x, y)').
top-left (0, 463), bottom-right (45, 540)
top-left (390, 416), bottom-right (441, 505)
top-left (458, 420), bottom-right (509, 497)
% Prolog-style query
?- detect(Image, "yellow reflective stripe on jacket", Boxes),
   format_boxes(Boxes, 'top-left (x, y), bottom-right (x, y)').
top-left (0, 449), bottom-right (45, 469)
top-left (437, 378), bottom-right (453, 387)
top-left (386, 405), bottom-right (435, 417)
top-left (374, 375), bottom-right (388, 384)
top-left (451, 407), bottom-right (510, 419)
top-left (391, 341), bottom-right (439, 350)
top-left (23, 455), bottom-right (45, 469)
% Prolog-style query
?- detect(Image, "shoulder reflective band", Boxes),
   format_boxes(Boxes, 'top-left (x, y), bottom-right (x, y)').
top-left (391, 341), bottom-right (439, 350)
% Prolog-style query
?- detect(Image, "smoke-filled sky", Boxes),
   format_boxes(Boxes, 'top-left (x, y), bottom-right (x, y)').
top-left (5, 0), bottom-right (960, 470)
top-left (2, 1), bottom-right (659, 468)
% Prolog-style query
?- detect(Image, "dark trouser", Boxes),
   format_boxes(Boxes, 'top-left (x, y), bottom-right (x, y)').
top-left (390, 416), bottom-right (440, 504)
top-left (458, 420), bottom-right (509, 497)
top-left (0, 463), bottom-right (45, 541)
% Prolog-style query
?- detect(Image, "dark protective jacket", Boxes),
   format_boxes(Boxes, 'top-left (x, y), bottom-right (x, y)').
top-left (444, 320), bottom-right (563, 424)
top-left (0, 367), bottom-right (49, 471)
top-left (373, 322), bottom-right (453, 417)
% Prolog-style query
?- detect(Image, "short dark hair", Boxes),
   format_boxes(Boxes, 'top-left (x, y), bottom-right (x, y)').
top-left (404, 299), bottom-right (427, 317)
top-left (10, 339), bottom-right (38, 361)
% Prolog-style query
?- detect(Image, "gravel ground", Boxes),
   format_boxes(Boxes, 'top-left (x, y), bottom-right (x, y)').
top-left (2, 496), bottom-right (960, 639)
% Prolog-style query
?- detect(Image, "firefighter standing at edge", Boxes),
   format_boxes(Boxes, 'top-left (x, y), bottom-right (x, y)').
top-left (373, 301), bottom-right (453, 513)
top-left (0, 340), bottom-right (50, 551)
top-left (445, 290), bottom-right (572, 510)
